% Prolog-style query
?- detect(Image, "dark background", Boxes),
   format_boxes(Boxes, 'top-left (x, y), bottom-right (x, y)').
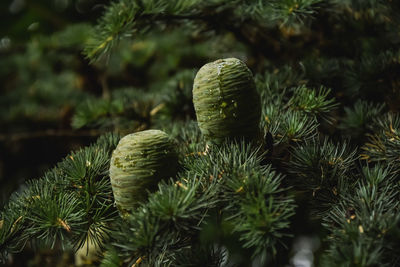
top-left (0, 0), bottom-right (109, 206)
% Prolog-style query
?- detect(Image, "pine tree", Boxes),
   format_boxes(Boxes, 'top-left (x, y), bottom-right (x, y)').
top-left (1, 0), bottom-right (400, 266)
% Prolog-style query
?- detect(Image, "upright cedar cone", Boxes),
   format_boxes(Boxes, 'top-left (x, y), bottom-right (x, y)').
top-left (192, 58), bottom-right (261, 144)
top-left (109, 130), bottom-right (178, 212)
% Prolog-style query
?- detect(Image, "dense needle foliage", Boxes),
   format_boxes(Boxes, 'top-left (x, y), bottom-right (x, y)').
top-left (1, 0), bottom-right (400, 266)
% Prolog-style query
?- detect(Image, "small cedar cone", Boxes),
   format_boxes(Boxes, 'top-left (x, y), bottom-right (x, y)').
top-left (109, 130), bottom-right (178, 213)
top-left (192, 58), bottom-right (261, 145)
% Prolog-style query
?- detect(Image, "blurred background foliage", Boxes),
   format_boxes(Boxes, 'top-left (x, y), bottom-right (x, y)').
top-left (1, 0), bottom-right (105, 208)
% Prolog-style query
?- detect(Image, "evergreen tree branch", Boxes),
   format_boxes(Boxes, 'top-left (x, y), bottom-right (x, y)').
top-left (84, 0), bottom-right (323, 63)
top-left (322, 163), bottom-right (400, 266)
top-left (0, 134), bottom-right (120, 263)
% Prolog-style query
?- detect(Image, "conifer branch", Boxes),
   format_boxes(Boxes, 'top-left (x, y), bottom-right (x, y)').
top-left (84, 0), bottom-right (323, 63)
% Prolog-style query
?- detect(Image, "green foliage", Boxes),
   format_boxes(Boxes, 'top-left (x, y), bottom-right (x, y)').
top-left (276, 111), bottom-right (319, 144)
top-left (72, 88), bottom-right (160, 131)
top-left (2, 0), bottom-right (400, 265)
top-left (254, 65), bottom-right (306, 93)
top-left (172, 245), bottom-right (227, 267)
top-left (288, 86), bottom-right (338, 123)
top-left (84, 0), bottom-right (204, 62)
top-left (0, 133), bottom-right (120, 262)
top-left (23, 183), bottom-right (84, 249)
top-left (321, 164), bottom-right (400, 266)
top-left (343, 50), bottom-right (400, 104)
top-left (162, 120), bottom-right (205, 156)
top-left (362, 113), bottom-right (400, 167)
top-left (100, 247), bottom-right (122, 267)
top-left (84, 0), bottom-right (323, 62)
top-left (155, 69), bottom-right (197, 124)
top-left (184, 141), bottom-right (296, 261)
top-left (257, 79), bottom-right (337, 146)
top-left (108, 175), bottom-right (221, 266)
top-left (97, 140), bottom-right (295, 266)
top-left (244, 0), bottom-right (323, 25)
top-left (0, 23), bottom-right (92, 127)
top-left (225, 165), bottom-right (295, 257)
top-left (339, 100), bottom-right (385, 140)
top-left (287, 138), bottom-right (358, 214)
top-left (72, 69), bottom-right (197, 133)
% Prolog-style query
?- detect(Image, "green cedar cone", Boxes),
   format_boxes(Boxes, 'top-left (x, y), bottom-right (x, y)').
top-left (193, 58), bottom-right (261, 144)
top-left (109, 130), bottom-right (178, 212)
